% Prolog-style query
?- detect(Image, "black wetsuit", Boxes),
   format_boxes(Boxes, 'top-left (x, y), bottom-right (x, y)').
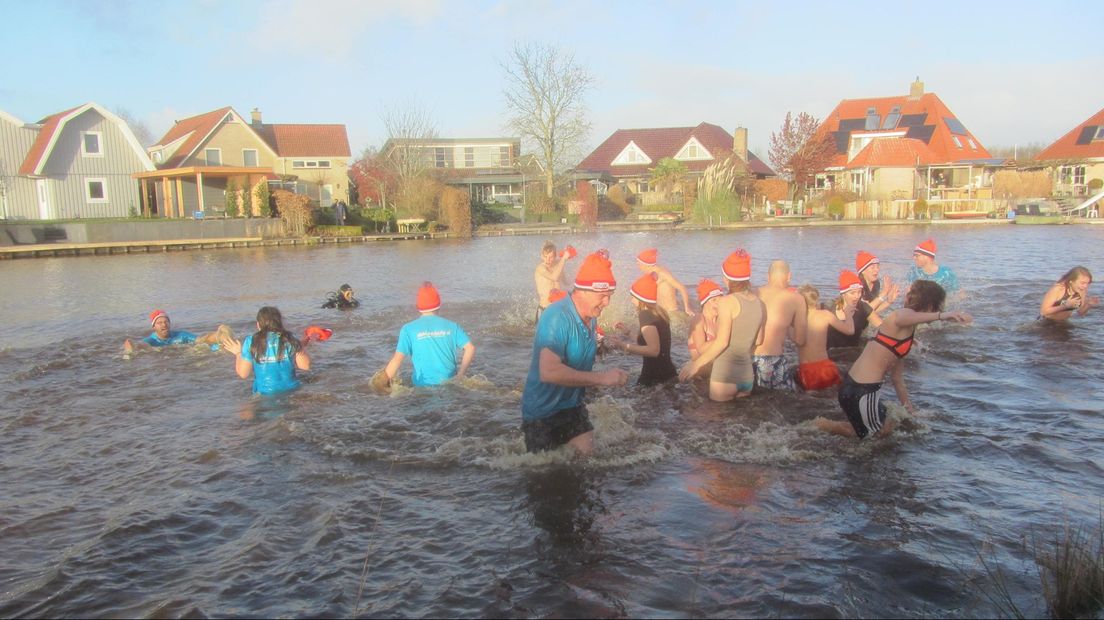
top-left (322, 294), bottom-right (359, 310)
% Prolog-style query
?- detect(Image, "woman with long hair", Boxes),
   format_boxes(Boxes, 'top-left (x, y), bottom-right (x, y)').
top-left (1039, 266), bottom-right (1098, 321)
top-left (609, 272), bottom-right (677, 386)
top-left (815, 280), bottom-right (971, 439)
top-left (221, 306), bottom-right (311, 394)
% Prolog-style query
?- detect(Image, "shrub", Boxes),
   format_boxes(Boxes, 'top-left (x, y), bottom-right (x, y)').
top-left (252, 181), bottom-right (270, 217)
top-left (1089, 178), bottom-right (1103, 192)
top-left (272, 189), bottom-right (315, 236)
top-left (438, 186), bottom-right (472, 237)
top-left (914, 198), bottom-right (929, 218)
top-left (314, 225), bottom-right (363, 237)
top-left (525, 192), bottom-right (557, 215)
top-left (357, 206), bottom-right (396, 233)
top-left (607, 184), bottom-right (634, 216)
top-left (827, 195), bottom-right (846, 218)
top-left (225, 181), bottom-right (240, 218)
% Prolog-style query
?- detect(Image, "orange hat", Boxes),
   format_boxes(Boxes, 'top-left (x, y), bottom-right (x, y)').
top-left (722, 249), bottom-right (751, 282)
top-left (637, 248), bottom-right (658, 266)
top-left (574, 252), bottom-right (617, 292)
top-left (856, 250), bottom-right (879, 274)
top-left (697, 278), bottom-right (724, 306)
top-left (630, 272), bottom-right (658, 304)
top-left (548, 288), bottom-right (567, 304)
top-left (915, 238), bottom-right (937, 258)
top-left (839, 270), bottom-right (863, 294)
top-left (416, 281), bottom-right (441, 312)
top-left (149, 309), bottom-right (168, 327)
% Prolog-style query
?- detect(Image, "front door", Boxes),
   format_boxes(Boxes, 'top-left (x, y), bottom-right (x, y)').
top-left (321, 184), bottom-right (333, 207)
top-left (36, 179), bottom-right (51, 220)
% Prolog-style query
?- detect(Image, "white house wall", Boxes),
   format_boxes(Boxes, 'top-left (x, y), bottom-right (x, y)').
top-left (0, 117), bottom-right (39, 219)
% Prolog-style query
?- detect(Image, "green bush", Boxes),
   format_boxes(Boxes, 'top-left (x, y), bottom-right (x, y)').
top-left (828, 195), bottom-right (846, 218)
top-left (313, 225), bottom-right (363, 237)
top-left (914, 198), bottom-right (929, 218)
top-left (472, 202), bottom-right (519, 226)
top-left (225, 181), bottom-right (240, 218)
top-left (691, 190), bottom-right (743, 223)
top-left (354, 206), bottom-right (396, 233)
top-left (1088, 178), bottom-right (1103, 192)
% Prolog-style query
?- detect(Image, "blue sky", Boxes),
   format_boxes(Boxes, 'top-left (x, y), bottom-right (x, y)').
top-left (4, 0), bottom-right (1102, 158)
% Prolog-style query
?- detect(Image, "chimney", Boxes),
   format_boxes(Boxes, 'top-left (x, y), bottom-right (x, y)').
top-left (251, 108), bottom-right (262, 125)
top-left (733, 126), bottom-right (748, 162)
top-left (909, 77), bottom-right (924, 100)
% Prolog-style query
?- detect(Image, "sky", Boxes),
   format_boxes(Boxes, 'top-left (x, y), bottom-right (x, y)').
top-left (3, 0), bottom-right (1103, 160)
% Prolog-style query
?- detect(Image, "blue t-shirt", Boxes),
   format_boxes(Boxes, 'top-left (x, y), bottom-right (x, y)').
top-left (906, 265), bottom-right (959, 294)
top-left (143, 330), bottom-right (197, 346)
top-left (241, 332), bottom-right (301, 395)
top-left (521, 297), bottom-right (597, 422)
top-left (396, 314), bottom-right (472, 386)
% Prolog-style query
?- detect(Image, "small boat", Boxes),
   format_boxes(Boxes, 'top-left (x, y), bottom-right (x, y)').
top-left (942, 211), bottom-right (991, 220)
top-left (1012, 215), bottom-right (1069, 225)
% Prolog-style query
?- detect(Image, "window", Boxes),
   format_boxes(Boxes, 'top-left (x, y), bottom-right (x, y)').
top-left (966, 138), bottom-right (977, 150)
top-left (465, 147), bottom-right (474, 168)
top-left (292, 160), bottom-right (305, 168)
top-left (637, 181), bottom-right (649, 194)
top-left (292, 159), bottom-right (330, 169)
top-left (1058, 165), bottom-right (1086, 185)
top-left (850, 171), bottom-right (865, 194)
top-left (612, 141), bottom-right (652, 166)
top-left (243, 149), bottom-right (258, 167)
top-left (500, 146), bottom-right (510, 167)
top-left (152, 151), bottom-right (162, 163)
top-left (86, 178), bottom-right (107, 202)
top-left (435, 147), bottom-right (447, 168)
top-left (951, 136), bottom-right (963, 149)
top-left (1096, 127), bottom-right (1104, 140)
top-left (205, 148), bottom-right (222, 165)
top-left (81, 131), bottom-right (102, 157)
top-left (317, 160), bottom-right (330, 168)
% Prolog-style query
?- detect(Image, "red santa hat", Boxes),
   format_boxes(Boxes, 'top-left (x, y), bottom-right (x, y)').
top-left (839, 270), bottom-right (863, 294)
top-left (149, 309), bottom-right (168, 327)
top-left (574, 252), bottom-right (617, 292)
top-left (914, 238), bottom-right (937, 258)
top-left (722, 250), bottom-right (752, 282)
top-left (630, 272), bottom-right (659, 304)
top-left (637, 248), bottom-right (658, 266)
top-left (416, 282), bottom-right (441, 312)
top-left (856, 250), bottom-right (879, 274)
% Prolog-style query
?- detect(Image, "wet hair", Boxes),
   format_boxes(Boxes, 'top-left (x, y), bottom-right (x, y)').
top-left (250, 306), bottom-right (301, 363)
top-left (904, 280), bottom-right (946, 313)
top-left (340, 283), bottom-right (352, 292)
top-left (727, 280), bottom-right (750, 293)
top-left (1058, 266), bottom-right (1093, 287)
top-left (797, 284), bottom-right (820, 311)
top-left (541, 241), bottom-right (556, 256)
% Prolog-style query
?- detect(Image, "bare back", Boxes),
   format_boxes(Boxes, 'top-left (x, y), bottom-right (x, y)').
top-left (755, 285), bottom-right (805, 356)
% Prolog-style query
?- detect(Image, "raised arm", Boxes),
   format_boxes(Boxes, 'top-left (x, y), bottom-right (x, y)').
top-left (826, 306), bottom-right (856, 335)
top-left (894, 308), bottom-right (972, 328)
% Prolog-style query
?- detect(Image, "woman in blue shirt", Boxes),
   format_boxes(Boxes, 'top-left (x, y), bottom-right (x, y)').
top-left (222, 306), bottom-right (311, 394)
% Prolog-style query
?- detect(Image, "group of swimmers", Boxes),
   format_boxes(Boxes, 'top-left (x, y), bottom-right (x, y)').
top-left (123, 239), bottom-right (1098, 456)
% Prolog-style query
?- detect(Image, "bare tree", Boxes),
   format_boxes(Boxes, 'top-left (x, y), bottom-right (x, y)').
top-left (113, 106), bottom-right (156, 147)
top-left (381, 101), bottom-right (438, 188)
top-left (768, 112), bottom-right (835, 202)
top-left (501, 42), bottom-right (594, 197)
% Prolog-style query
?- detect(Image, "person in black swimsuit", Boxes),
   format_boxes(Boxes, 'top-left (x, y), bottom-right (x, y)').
top-left (608, 272), bottom-right (678, 386)
top-left (1039, 266), bottom-right (1098, 322)
top-left (815, 280), bottom-right (972, 440)
top-left (322, 284), bottom-right (359, 309)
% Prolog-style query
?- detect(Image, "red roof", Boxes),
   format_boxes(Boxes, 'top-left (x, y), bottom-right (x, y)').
top-left (816, 92), bottom-right (991, 168)
top-left (18, 105), bottom-right (83, 175)
top-left (1035, 106), bottom-right (1104, 161)
top-left (576, 122), bottom-right (774, 177)
top-left (848, 138), bottom-right (939, 167)
top-left (153, 107), bottom-right (234, 168)
top-left (253, 124), bottom-right (351, 157)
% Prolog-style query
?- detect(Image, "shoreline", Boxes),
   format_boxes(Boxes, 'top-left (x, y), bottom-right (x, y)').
top-left (2, 216), bottom-right (1099, 259)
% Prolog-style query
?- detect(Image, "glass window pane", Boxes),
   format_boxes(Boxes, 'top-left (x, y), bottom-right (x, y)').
top-left (243, 150), bottom-right (258, 166)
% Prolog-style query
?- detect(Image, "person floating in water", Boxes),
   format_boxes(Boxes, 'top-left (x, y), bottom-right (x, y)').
top-left (687, 278), bottom-right (724, 378)
top-left (678, 249), bottom-right (766, 402)
top-left (534, 241), bottom-right (576, 320)
top-left (322, 284), bottom-right (359, 309)
top-left (381, 282), bottom-right (475, 387)
top-left (521, 251), bottom-right (629, 456)
top-left (1039, 266), bottom-right (1098, 321)
top-left (795, 275), bottom-right (858, 392)
top-left (905, 238), bottom-right (958, 293)
top-left (123, 309), bottom-right (229, 355)
top-left (607, 272), bottom-right (677, 386)
top-left (752, 260), bottom-right (806, 391)
top-left (221, 306), bottom-right (311, 395)
top-left (636, 248), bottom-right (695, 317)
top-left (815, 281), bottom-right (971, 440)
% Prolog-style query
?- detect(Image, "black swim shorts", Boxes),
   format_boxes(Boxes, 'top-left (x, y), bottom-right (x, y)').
top-left (837, 374), bottom-right (887, 439)
top-left (522, 405), bottom-right (594, 453)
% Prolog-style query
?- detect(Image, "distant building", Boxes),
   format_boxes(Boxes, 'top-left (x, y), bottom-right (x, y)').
top-left (1, 103), bottom-right (153, 220)
top-left (379, 137), bottom-right (540, 205)
top-left (813, 79), bottom-right (1004, 204)
top-left (1034, 106), bottom-right (1104, 197)
top-left (574, 122), bottom-right (774, 205)
top-left (138, 107), bottom-right (351, 217)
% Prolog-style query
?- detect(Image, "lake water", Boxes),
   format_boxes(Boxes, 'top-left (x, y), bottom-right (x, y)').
top-left (1, 224), bottom-right (1102, 617)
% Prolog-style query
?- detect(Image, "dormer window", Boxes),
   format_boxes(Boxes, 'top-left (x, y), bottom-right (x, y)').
top-left (81, 131), bottom-right (103, 157)
top-left (612, 141), bottom-right (652, 166)
top-left (675, 137), bottom-right (712, 161)
top-left (952, 136), bottom-right (963, 149)
top-left (1095, 127), bottom-right (1104, 140)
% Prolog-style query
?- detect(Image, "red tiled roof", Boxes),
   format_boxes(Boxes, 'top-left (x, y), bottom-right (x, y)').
top-left (254, 124), bottom-right (351, 157)
top-left (576, 122), bottom-right (774, 177)
top-left (153, 107), bottom-right (234, 168)
top-left (18, 105), bottom-right (83, 175)
top-left (848, 138), bottom-right (940, 168)
top-left (1035, 106), bottom-right (1104, 161)
top-left (816, 92), bottom-right (991, 168)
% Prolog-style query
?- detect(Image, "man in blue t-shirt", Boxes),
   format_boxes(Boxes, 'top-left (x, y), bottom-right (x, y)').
top-left (521, 251), bottom-right (629, 457)
top-left (905, 238), bottom-right (959, 294)
top-left (123, 309), bottom-right (227, 355)
top-left (383, 283), bottom-right (475, 387)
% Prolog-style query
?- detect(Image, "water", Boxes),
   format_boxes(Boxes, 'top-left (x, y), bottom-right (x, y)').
top-left (1, 225), bottom-right (1102, 617)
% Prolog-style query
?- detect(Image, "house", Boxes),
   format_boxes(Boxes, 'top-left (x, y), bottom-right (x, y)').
top-left (813, 79), bottom-right (1004, 207)
top-left (379, 137), bottom-right (539, 205)
top-left (1033, 106), bottom-right (1104, 198)
top-left (1, 103), bottom-right (153, 220)
top-left (137, 107), bottom-right (351, 217)
top-left (574, 122), bottom-right (774, 205)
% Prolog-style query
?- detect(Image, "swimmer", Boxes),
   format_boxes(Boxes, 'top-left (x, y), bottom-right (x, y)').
top-left (678, 250), bottom-right (766, 402)
top-left (795, 275), bottom-right (858, 392)
top-left (123, 309), bottom-right (228, 355)
top-left (687, 278), bottom-right (724, 377)
top-left (1039, 266), bottom-right (1099, 321)
top-left (521, 251), bottom-right (630, 456)
top-left (856, 250), bottom-right (901, 324)
top-left (381, 282), bottom-right (475, 387)
top-left (636, 248), bottom-right (695, 316)
top-left (905, 238), bottom-right (959, 293)
top-left (815, 281), bottom-right (972, 439)
top-left (321, 284), bottom-right (359, 309)
top-left (535, 241), bottom-right (576, 320)
top-left (220, 306), bottom-right (311, 395)
top-left (752, 260), bottom-right (806, 391)
top-left (606, 272), bottom-right (678, 386)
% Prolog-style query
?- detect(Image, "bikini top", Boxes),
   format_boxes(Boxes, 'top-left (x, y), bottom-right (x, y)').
top-left (1052, 289), bottom-right (1080, 308)
top-left (872, 331), bottom-right (914, 358)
